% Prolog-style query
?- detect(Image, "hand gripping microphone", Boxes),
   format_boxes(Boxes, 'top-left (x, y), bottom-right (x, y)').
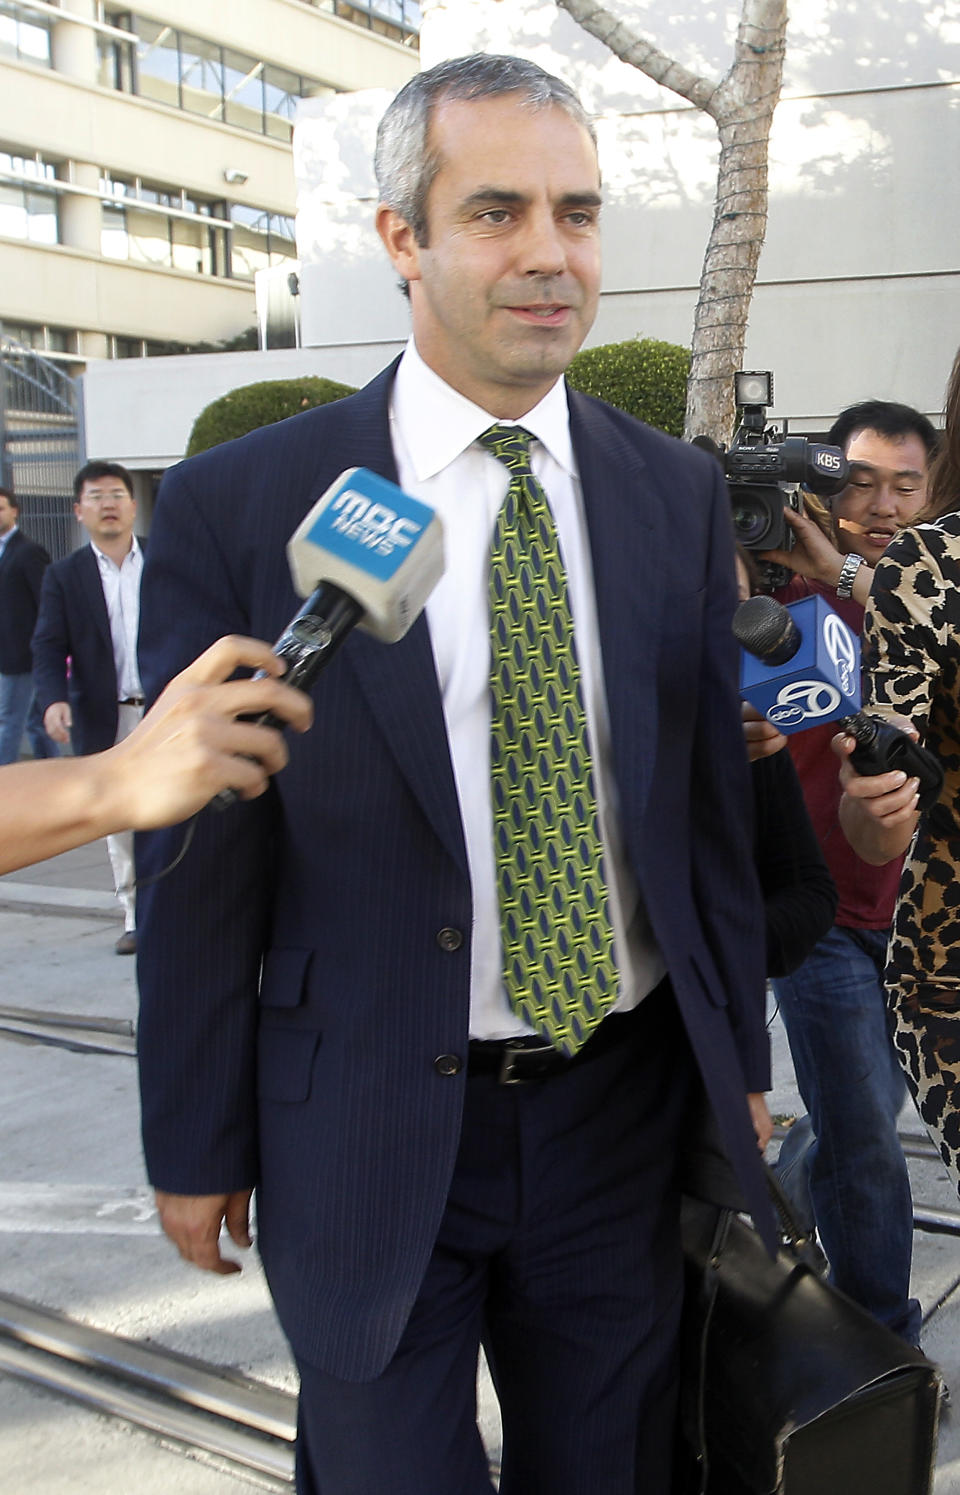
top-left (213, 467), bottom-right (444, 808)
top-left (733, 593), bottom-right (943, 810)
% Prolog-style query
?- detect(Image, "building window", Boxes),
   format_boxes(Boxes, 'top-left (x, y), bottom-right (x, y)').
top-left (223, 51), bottom-right (266, 135)
top-left (179, 31), bottom-right (224, 121)
top-left (298, 0), bottom-right (419, 45)
top-left (101, 14), bottom-right (337, 140)
top-left (0, 1), bottom-right (52, 65)
top-left (0, 150), bottom-right (58, 243)
top-left (111, 334), bottom-right (144, 358)
top-left (96, 172), bottom-right (295, 282)
top-left (1, 321), bottom-right (72, 354)
top-left (100, 174), bottom-right (224, 275)
top-left (229, 205), bottom-right (297, 280)
top-left (128, 16), bottom-right (179, 108)
top-left (0, 321), bottom-right (79, 376)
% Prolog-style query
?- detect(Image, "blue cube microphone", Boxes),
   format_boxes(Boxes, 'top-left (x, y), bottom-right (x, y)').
top-left (733, 593), bottom-right (943, 810)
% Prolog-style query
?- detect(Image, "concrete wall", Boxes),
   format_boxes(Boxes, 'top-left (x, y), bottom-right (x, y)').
top-left (293, 0), bottom-right (960, 430)
top-left (80, 0), bottom-right (960, 465)
top-left (82, 343), bottom-right (398, 470)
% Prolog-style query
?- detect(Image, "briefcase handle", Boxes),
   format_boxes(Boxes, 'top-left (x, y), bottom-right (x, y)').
top-left (763, 1162), bottom-right (828, 1276)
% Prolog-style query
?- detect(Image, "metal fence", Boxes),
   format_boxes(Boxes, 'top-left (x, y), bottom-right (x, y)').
top-left (0, 336), bottom-right (85, 561)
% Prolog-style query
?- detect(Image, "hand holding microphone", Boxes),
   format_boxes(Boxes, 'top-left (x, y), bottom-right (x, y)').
top-left (213, 468), bottom-right (444, 808)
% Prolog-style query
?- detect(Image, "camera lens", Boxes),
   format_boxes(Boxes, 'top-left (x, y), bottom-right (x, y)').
top-left (731, 496), bottom-right (771, 546)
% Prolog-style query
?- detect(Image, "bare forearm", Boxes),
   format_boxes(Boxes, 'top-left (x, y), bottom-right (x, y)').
top-left (0, 755), bottom-right (124, 873)
top-left (0, 637), bottom-right (311, 875)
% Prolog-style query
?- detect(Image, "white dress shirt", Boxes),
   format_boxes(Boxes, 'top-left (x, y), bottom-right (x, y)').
top-left (390, 342), bottom-right (664, 1039)
top-left (91, 538), bottom-right (143, 701)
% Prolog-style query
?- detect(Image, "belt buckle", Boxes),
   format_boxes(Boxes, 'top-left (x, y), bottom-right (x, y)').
top-left (498, 1038), bottom-right (557, 1085)
top-left (499, 1039), bottom-right (533, 1085)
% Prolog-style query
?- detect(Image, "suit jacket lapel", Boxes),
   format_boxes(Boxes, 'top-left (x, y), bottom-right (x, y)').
top-left (0, 529), bottom-right (19, 580)
top-left (78, 544), bottom-right (113, 655)
top-left (569, 390), bottom-right (665, 820)
top-left (320, 366), bottom-right (468, 875)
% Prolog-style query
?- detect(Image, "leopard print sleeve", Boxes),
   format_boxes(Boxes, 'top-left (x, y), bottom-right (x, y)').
top-left (861, 521), bottom-right (960, 735)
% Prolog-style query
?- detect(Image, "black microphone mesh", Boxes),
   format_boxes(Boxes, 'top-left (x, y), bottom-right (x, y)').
top-left (732, 594), bottom-right (801, 663)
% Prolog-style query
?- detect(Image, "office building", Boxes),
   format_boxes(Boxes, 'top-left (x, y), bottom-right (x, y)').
top-left (0, 0), bottom-right (419, 368)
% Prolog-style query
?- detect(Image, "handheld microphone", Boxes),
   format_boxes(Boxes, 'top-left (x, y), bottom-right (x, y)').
top-left (734, 593), bottom-right (860, 731)
top-left (734, 594), bottom-right (943, 810)
top-left (214, 468), bottom-right (444, 808)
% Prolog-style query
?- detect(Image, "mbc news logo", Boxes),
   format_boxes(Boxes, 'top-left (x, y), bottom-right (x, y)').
top-left (330, 489), bottom-right (423, 559)
top-left (766, 612), bottom-right (858, 727)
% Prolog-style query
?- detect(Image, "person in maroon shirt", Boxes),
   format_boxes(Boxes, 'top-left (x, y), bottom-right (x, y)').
top-left (753, 400), bottom-right (939, 1343)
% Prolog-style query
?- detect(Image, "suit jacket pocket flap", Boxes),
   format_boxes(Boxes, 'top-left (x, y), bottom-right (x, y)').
top-left (260, 947), bottom-right (314, 1008)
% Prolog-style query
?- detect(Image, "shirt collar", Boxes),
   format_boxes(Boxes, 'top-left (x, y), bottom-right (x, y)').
top-left (0, 525), bottom-right (17, 551)
top-left (91, 535), bottom-right (141, 568)
top-left (392, 339), bottom-right (576, 480)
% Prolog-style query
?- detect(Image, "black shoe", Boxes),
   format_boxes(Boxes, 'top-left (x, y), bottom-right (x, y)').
top-left (115, 930), bottom-right (137, 955)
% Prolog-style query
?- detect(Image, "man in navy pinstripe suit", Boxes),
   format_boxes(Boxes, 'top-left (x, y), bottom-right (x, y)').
top-left (136, 55), bottom-right (772, 1495)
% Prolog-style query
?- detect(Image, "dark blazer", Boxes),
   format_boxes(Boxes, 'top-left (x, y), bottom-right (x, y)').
top-left (136, 363), bottom-right (772, 1381)
top-left (32, 544), bottom-right (121, 755)
top-left (0, 528), bottom-right (50, 676)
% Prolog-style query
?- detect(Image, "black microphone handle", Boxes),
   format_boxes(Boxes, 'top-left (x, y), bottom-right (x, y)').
top-left (842, 712), bottom-right (944, 812)
top-left (211, 582), bottom-right (364, 811)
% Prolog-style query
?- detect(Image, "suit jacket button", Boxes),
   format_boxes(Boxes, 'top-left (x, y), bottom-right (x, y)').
top-left (436, 927), bottom-right (463, 952)
top-left (434, 1054), bottom-right (462, 1077)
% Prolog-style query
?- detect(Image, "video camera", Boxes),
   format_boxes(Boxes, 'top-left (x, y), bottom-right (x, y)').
top-left (726, 371), bottom-right (849, 551)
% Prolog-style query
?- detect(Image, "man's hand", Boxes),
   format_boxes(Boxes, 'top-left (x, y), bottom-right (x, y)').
top-left (154, 1188), bottom-right (254, 1275)
top-left (44, 701), bottom-right (72, 743)
top-left (741, 701), bottom-right (787, 763)
top-left (107, 635), bottom-right (313, 829)
top-left (833, 722), bottom-right (920, 865)
top-left (760, 508), bottom-right (873, 606)
top-left (748, 1092), bottom-right (773, 1152)
top-left (760, 506), bottom-right (844, 583)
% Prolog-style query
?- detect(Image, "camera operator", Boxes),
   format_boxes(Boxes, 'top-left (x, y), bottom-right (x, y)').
top-left (757, 400), bottom-right (938, 1345)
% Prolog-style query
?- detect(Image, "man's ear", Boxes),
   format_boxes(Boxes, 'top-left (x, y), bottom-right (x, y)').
top-left (376, 204), bottom-right (422, 284)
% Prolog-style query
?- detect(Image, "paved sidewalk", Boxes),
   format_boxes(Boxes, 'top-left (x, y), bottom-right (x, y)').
top-left (1, 852), bottom-right (959, 1490)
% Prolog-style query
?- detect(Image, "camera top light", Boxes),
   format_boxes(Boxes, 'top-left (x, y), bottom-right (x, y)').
top-left (735, 370), bottom-right (774, 408)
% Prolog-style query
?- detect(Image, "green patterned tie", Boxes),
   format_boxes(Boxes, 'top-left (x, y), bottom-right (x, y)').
top-left (481, 424), bottom-right (619, 1056)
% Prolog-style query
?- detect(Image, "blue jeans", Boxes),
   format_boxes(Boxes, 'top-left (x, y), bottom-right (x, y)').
top-left (0, 673), bottom-right (58, 765)
top-left (773, 925), bottom-right (921, 1344)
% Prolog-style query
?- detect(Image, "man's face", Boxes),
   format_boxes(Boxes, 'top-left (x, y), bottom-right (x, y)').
top-left (74, 475), bottom-right (136, 546)
top-left (0, 495), bottom-right (17, 536)
top-left (377, 94), bottom-right (602, 418)
top-left (832, 427), bottom-right (930, 563)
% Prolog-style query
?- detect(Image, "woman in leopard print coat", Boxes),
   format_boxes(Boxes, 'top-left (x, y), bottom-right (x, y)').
top-left (859, 349), bottom-right (960, 1190)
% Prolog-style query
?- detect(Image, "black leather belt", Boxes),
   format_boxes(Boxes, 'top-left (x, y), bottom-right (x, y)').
top-left (468, 1004), bottom-right (646, 1085)
top-left (118, 696), bottom-right (144, 706)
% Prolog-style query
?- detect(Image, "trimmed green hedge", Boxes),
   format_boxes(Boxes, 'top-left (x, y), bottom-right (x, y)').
top-left (186, 375), bottom-right (357, 456)
top-left (566, 337), bottom-right (690, 437)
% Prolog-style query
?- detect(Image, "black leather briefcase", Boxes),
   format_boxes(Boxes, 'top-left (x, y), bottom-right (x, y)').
top-left (677, 1175), bottom-right (942, 1495)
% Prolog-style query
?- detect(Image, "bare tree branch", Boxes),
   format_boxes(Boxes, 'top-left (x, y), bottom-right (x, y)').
top-left (556, 0), bottom-right (788, 440)
top-left (555, 0), bottom-right (720, 113)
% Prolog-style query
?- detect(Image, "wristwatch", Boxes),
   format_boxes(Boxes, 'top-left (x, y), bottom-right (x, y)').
top-left (835, 552), bottom-right (864, 599)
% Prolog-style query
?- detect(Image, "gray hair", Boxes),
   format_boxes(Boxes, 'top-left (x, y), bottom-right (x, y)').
top-left (374, 53), bottom-right (596, 247)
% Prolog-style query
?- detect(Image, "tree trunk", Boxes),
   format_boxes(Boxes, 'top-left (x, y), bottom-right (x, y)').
top-left (556, 0), bottom-right (787, 442)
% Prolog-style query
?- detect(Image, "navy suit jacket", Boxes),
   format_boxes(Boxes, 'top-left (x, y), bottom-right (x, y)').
top-left (32, 544), bottom-right (123, 755)
top-left (136, 363), bottom-right (771, 1380)
top-left (0, 529), bottom-right (50, 677)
